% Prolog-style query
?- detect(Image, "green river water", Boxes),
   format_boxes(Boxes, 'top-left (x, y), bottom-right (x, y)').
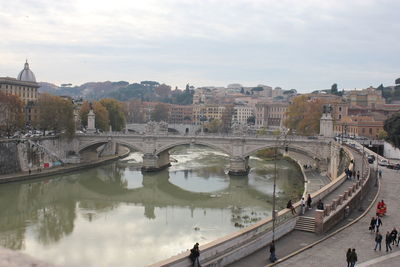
top-left (0, 145), bottom-right (303, 266)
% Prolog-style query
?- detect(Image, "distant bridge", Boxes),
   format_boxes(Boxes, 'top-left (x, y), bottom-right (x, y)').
top-left (74, 133), bottom-right (340, 178)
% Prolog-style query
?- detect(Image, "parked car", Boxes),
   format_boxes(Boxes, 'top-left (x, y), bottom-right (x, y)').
top-left (394, 164), bottom-right (400, 170)
top-left (378, 159), bottom-right (389, 166)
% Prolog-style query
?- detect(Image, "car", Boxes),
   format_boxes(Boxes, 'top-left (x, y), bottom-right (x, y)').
top-left (394, 164), bottom-right (400, 170)
top-left (387, 164), bottom-right (396, 169)
top-left (378, 159), bottom-right (389, 167)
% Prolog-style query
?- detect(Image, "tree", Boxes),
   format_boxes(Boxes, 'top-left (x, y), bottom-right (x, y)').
top-left (36, 94), bottom-right (75, 137)
top-left (284, 95), bottom-right (323, 136)
top-left (384, 112), bottom-right (400, 149)
top-left (331, 83), bottom-right (338, 95)
top-left (377, 129), bottom-right (388, 140)
top-left (151, 103), bottom-right (169, 122)
top-left (100, 98), bottom-right (126, 131)
top-left (221, 105), bottom-right (234, 133)
top-left (0, 93), bottom-right (24, 137)
top-left (125, 99), bottom-right (144, 123)
top-left (247, 115), bottom-right (255, 125)
top-left (205, 119), bottom-right (221, 133)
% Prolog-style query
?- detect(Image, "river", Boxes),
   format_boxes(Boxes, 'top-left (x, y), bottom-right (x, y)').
top-left (0, 145), bottom-right (303, 266)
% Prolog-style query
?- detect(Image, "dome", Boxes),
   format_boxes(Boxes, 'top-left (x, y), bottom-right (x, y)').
top-left (17, 60), bottom-right (36, 82)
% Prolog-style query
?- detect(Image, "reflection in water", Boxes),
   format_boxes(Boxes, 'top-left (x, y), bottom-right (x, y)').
top-left (0, 145), bottom-right (303, 266)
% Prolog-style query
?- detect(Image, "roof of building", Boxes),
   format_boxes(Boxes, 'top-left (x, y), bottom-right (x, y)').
top-left (17, 61), bottom-right (36, 82)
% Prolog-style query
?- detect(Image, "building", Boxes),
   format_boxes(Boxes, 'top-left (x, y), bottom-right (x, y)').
top-left (193, 104), bottom-right (226, 125)
top-left (0, 61), bottom-right (40, 123)
top-left (255, 102), bottom-right (288, 129)
top-left (334, 115), bottom-right (385, 139)
top-left (169, 105), bottom-right (193, 124)
top-left (232, 105), bottom-right (254, 125)
top-left (347, 87), bottom-right (385, 109)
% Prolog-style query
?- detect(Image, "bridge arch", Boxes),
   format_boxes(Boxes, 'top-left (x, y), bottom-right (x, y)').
top-left (155, 140), bottom-right (232, 157)
top-left (243, 143), bottom-right (319, 159)
top-left (78, 139), bottom-right (144, 154)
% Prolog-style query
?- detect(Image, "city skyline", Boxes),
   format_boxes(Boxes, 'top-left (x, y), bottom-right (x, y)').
top-left (0, 0), bottom-right (399, 92)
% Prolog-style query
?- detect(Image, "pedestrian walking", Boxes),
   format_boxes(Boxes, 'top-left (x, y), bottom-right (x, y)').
top-left (346, 248), bottom-right (352, 267)
top-left (307, 194), bottom-right (312, 210)
top-left (369, 217), bottom-right (376, 232)
top-left (357, 170), bottom-right (360, 180)
top-left (189, 243), bottom-right (201, 267)
top-left (378, 169), bottom-right (382, 178)
top-left (286, 199), bottom-right (296, 215)
top-left (374, 232), bottom-right (382, 251)
top-left (28, 169), bottom-right (31, 175)
top-left (375, 217), bottom-right (382, 232)
top-left (349, 248), bottom-right (357, 267)
top-left (390, 227), bottom-right (398, 245)
top-left (385, 231), bottom-right (392, 252)
top-left (269, 241), bottom-right (277, 263)
top-left (300, 197), bottom-right (305, 215)
top-left (352, 170), bottom-right (356, 179)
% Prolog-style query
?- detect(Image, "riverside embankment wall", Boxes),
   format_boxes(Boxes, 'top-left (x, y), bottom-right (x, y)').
top-left (0, 137), bottom-right (78, 175)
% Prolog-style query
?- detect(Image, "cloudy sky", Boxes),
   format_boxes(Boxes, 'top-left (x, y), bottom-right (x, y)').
top-left (0, 0), bottom-right (399, 92)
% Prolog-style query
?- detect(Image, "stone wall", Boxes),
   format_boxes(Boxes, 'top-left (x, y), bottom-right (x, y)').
top-left (0, 141), bottom-right (21, 174)
top-left (0, 137), bottom-right (79, 174)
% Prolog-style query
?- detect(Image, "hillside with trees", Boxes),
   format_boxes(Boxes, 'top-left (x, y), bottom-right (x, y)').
top-left (39, 81), bottom-right (194, 105)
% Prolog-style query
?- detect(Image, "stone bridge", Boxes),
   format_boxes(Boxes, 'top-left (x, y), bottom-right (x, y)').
top-left (75, 133), bottom-right (340, 178)
top-left (126, 123), bottom-right (201, 135)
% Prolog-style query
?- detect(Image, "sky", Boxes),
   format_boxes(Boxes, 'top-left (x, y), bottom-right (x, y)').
top-left (0, 0), bottom-right (399, 92)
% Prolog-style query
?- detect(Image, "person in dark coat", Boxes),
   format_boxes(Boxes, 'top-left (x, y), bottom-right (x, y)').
top-left (385, 231), bottom-right (392, 252)
top-left (369, 217), bottom-right (376, 232)
top-left (357, 170), bottom-right (360, 180)
top-left (390, 227), bottom-right (398, 245)
top-left (189, 243), bottom-right (201, 267)
top-left (346, 248), bottom-right (352, 267)
top-left (349, 248), bottom-right (357, 267)
top-left (374, 232), bottom-right (382, 251)
top-left (307, 194), bottom-right (312, 210)
top-left (269, 241), bottom-right (277, 263)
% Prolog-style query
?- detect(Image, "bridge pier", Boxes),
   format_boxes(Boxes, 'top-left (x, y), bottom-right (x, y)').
top-left (228, 156), bottom-right (250, 176)
top-left (141, 150), bottom-right (171, 172)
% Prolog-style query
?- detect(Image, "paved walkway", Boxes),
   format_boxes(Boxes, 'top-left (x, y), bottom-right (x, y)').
top-left (229, 148), bottom-right (376, 267)
top-left (277, 166), bottom-right (399, 267)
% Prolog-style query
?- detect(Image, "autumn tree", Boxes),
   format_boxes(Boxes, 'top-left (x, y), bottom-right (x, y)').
top-left (100, 98), bottom-right (126, 131)
top-left (0, 93), bottom-right (24, 137)
top-left (205, 119), bottom-right (222, 133)
top-left (125, 99), bottom-right (144, 123)
top-left (221, 105), bottom-right (234, 133)
top-left (36, 94), bottom-right (75, 137)
top-left (284, 95), bottom-right (323, 135)
top-left (151, 103), bottom-right (169, 122)
top-left (79, 101), bottom-right (110, 132)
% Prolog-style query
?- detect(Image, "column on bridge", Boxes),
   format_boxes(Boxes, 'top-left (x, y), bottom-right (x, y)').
top-left (228, 139), bottom-right (250, 176)
top-left (228, 156), bottom-right (250, 176)
top-left (141, 137), bottom-right (171, 172)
